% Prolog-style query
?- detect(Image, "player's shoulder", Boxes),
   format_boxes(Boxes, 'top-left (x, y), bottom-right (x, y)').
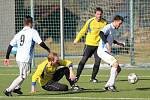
top-left (101, 23), bottom-right (112, 32)
top-left (101, 18), bottom-right (108, 24)
top-left (38, 59), bottom-right (48, 68)
top-left (41, 59), bottom-right (48, 65)
top-left (31, 28), bottom-right (39, 33)
top-left (87, 17), bottom-right (95, 23)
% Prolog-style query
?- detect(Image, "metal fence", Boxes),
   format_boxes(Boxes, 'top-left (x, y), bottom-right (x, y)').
top-left (0, 0), bottom-right (150, 67)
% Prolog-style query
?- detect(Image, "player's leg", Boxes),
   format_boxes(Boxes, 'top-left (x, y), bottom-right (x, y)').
top-left (97, 51), bottom-right (120, 91)
top-left (45, 67), bottom-right (72, 91)
top-left (13, 62), bottom-right (30, 94)
top-left (75, 45), bottom-right (93, 82)
top-left (90, 48), bottom-right (101, 83)
top-left (4, 62), bottom-right (29, 96)
top-left (53, 67), bottom-right (81, 91)
top-left (42, 80), bottom-right (68, 91)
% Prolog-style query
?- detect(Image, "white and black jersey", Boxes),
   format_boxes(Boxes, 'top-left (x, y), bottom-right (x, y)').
top-left (98, 23), bottom-right (116, 51)
top-left (10, 26), bottom-right (42, 63)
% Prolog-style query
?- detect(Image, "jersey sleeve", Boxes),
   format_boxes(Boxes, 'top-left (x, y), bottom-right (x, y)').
top-left (32, 29), bottom-right (42, 44)
top-left (10, 35), bottom-right (17, 46)
top-left (101, 25), bottom-right (109, 35)
top-left (74, 20), bottom-right (89, 42)
top-left (32, 63), bottom-right (44, 83)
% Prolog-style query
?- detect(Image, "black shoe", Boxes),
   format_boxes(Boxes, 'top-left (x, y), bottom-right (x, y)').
top-left (71, 84), bottom-right (83, 92)
top-left (90, 78), bottom-right (99, 83)
top-left (4, 90), bottom-right (12, 96)
top-left (13, 88), bottom-right (23, 94)
top-left (103, 86), bottom-right (118, 92)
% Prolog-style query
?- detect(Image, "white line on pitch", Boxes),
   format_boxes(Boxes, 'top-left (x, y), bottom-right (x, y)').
top-left (0, 74), bottom-right (150, 78)
top-left (0, 96), bottom-right (149, 100)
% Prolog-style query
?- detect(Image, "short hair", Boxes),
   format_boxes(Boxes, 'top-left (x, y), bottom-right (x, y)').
top-left (113, 15), bottom-right (124, 22)
top-left (24, 15), bottom-right (33, 25)
top-left (47, 52), bottom-right (58, 62)
top-left (95, 7), bottom-right (103, 13)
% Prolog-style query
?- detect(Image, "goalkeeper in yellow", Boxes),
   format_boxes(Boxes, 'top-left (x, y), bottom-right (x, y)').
top-left (73, 7), bottom-right (107, 83)
top-left (31, 52), bottom-right (81, 92)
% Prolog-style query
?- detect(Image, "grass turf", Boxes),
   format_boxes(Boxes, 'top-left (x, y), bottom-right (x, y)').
top-left (0, 67), bottom-right (150, 100)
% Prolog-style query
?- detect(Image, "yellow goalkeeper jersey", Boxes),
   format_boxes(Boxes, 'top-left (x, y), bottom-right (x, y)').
top-left (75, 17), bottom-right (107, 46)
top-left (32, 59), bottom-right (72, 86)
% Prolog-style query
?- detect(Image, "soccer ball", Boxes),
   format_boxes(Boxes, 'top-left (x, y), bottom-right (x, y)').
top-left (128, 73), bottom-right (139, 84)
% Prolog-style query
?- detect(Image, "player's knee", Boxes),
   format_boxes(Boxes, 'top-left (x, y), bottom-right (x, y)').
top-left (20, 74), bottom-right (27, 79)
top-left (94, 59), bottom-right (101, 66)
top-left (18, 75), bottom-right (25, 81)
top-left (79, 56), bottom-right (88, 65)
top-left (112, 61), bottom-right (119, 68)
top-left (79, 61), bottom-right (85, 67)
top-left (63, 67), bottom-right (69, 74)
top-left (117, 65), bottom-right (121, 73)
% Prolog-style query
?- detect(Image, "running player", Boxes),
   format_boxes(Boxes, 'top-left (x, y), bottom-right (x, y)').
top-left (97, 15), bottom-right (124, 91)
top-left (74, 7), bottom-right (107, 83)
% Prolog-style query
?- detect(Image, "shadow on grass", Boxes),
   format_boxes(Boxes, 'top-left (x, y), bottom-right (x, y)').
top-left (117, 78), bottom-right (150, 82)
top-left (21, 88), bottom-right (105, 96)
top-left (136, 87), bottom-right (150, 91)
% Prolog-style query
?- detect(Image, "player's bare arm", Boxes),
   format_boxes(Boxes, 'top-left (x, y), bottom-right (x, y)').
top-left (69, 64), bottom-right (76, 81)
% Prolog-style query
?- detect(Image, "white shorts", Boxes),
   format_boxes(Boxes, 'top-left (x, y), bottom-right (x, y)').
top-left (97, 49), bottom-right (117, 66)
top-left (17, 62), bottom-right (31, 79)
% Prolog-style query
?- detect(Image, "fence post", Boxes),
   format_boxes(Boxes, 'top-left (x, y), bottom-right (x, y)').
top-left (30, 0), bottom-right (35, 68)
top-left (130, 0), bottom-right (135, 65)
top-left (60, 0), bottom-right (64, 59)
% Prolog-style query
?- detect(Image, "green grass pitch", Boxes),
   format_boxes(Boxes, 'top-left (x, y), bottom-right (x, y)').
top-left (0, 67), bottom-right (150, 100)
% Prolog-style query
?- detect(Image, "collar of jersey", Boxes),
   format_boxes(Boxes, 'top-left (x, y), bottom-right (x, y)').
top-left (23, 26), bottom-right (31, 30)
top-left (110, 23), bottom-right (115, 29)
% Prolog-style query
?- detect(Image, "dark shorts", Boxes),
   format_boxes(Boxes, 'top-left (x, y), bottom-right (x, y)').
top-left (41, 67), bottom-right (70, 91)
top-left (42, 80), bottom-right (68, 91)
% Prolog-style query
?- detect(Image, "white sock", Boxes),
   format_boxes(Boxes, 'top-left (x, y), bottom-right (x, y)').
top-left (15, 79), bottom-right (24, 90)
top-left (6, 76), bottom-right (24, 92)
top-left (105, 67), bottom-right (117, 87)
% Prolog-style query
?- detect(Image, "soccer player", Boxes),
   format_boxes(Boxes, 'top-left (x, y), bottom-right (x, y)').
top-left (73, 7), bottom-right (107, 83)
top-left (31, 52), bottom-right (81, 92)
top-left (3, 15), bottom-right (50, 96)
top-left (97, 15), bottom-right (124, 91)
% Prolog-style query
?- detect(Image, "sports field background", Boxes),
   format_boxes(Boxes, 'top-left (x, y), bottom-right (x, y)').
top-left (0, 0), bottom-right (150, 67)
top-left (0, 0), bottom-right (150, 99)
top-left (0, 67), bottom-right (150, 100)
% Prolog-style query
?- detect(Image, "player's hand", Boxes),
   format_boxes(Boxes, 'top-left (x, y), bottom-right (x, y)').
top-left (106, 43), bottom-right (111, 53)
top-left (31, 86), bottom-right (38, 94)
top-left (4, 59), bottom-right (10, 65)
top-left (31, 90), bottom-right (38, 94)
top-left (118, 42), bottom-right (124, 47)
top-left (73, 40), bottom-right (78, 45)
top-left (69, 69), bottom-right (76, 81)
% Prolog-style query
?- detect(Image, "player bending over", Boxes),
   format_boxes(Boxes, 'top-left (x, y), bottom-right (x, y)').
top-left (97, 15), bottom-right (124, 92)
top-left (4, 15), bottom-right (50, 96)
top-left (31, 52), bottom-right (82, 93)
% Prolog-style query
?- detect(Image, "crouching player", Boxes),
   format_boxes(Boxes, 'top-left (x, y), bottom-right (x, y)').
top-left (31, 52), bottom-right (81, 93)
top-left (97, 15), bottom-right (124, 92)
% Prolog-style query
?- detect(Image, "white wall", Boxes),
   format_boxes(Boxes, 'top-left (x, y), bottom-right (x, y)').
top-left (0, 0), bottom-right (15, 50)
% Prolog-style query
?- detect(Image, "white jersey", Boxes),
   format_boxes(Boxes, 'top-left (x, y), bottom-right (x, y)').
top-left (98, 23), bottom-right (115, 51)
top-left (10, 26), bottom-right (42, 63)
top-left (97, 23), bottom-right (117, 66)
